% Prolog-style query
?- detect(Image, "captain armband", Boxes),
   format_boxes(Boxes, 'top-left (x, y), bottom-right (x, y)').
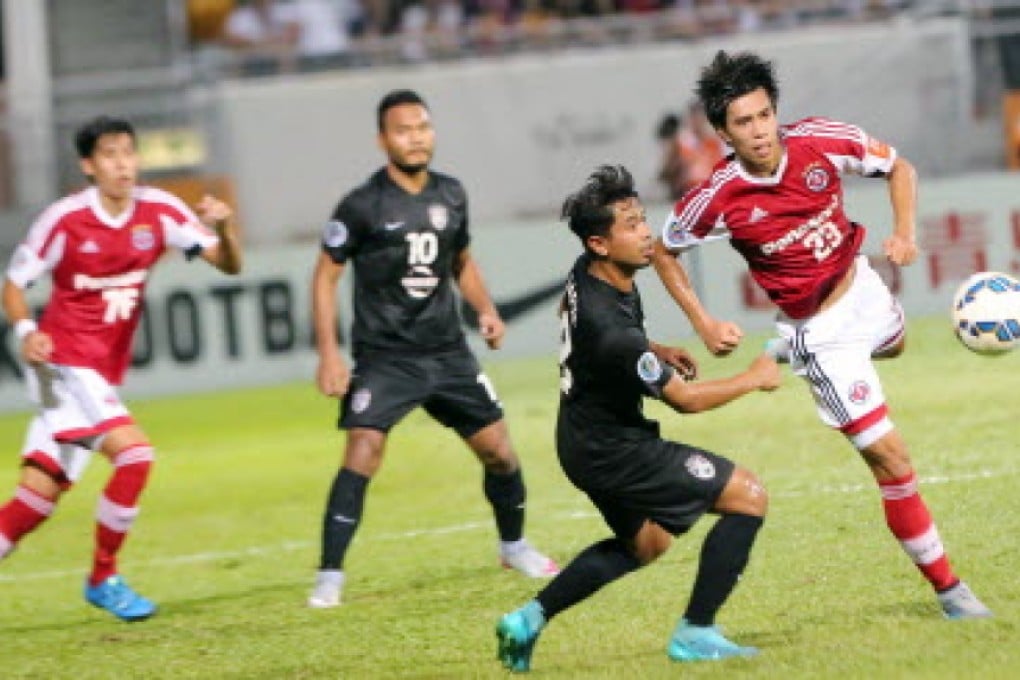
top-left (636, 351), bottom-right (675, 399)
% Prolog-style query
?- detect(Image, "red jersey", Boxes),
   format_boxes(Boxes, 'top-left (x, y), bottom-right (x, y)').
top-left (661, 117), bottom-right (897, 319)
top-left (6, 186), bottom-right (218, 384)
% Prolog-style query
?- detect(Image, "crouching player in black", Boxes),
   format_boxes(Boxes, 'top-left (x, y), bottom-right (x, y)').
top-left (496, 165), bottom-right (782, 671)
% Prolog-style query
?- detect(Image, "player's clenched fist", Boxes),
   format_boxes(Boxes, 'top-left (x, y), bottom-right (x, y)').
top-left (748, 354), bottom-right (781, 392)
top-left (883, 233), bottom-right (917, 267)
top-left (700, 318), bottom-right (743, 356)
top-left (21, 330), bottom-right (54, 365)
top-left (316, 355), bottom-right (350, 398)
top-left (195, 195), bottom-right (233, 229)
top-left (478, 311), bottom-right (505, 350)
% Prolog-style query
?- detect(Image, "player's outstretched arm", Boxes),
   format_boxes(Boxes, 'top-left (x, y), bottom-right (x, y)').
top-left (660, 353), bottom-right (780, 414)
top-left (453, 248), bottom-right (504, 350)
top-left (651, 239), bottom-right (743, 356)
top-left (882, 157), bottom-right (918, 267)
top-left (2, 278), bottom-right (53, 365)
top-left (312, 252), bottom-right (350, 398)
top-left (196, 195), bottom-right (243, 275)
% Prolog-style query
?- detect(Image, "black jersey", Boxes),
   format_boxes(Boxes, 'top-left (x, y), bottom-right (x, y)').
top-left (321, 168), bottom-right (471, 356)
top-left (557, 254), bottom-right (675, 453)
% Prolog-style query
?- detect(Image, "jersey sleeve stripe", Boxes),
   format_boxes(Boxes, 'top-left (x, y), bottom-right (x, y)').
top-left (675, 163), bottom-right (738, 228)
top-left (23, 191), bottom-right (88, 254)
top-left (136, 186), bottom-right (214, 236)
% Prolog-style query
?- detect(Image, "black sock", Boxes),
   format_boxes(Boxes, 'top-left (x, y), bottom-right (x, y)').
top-left (483, 468), bottom-right (525, 542)
top-left (684, 514), bottom-right (763, 626)
top-left (319, 468), bottom-right (369, 570)
top-left (536, 537), bottom-right (641, 620)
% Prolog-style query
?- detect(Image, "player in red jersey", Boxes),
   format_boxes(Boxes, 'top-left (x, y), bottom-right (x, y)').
top-left (0, 116), bottom-right (242, 621)
top-left (652, 51), bottom-right (991, 619)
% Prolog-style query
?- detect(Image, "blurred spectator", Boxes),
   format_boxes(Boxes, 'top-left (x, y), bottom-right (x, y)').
top-left (290, 0), bottom-right (358, 70)
top-left (222, 0), bottom-right (301, 75)
top-left (676, 100), bottom-right (727, 195)
top-left (655, 112), bottom-right (687, 201)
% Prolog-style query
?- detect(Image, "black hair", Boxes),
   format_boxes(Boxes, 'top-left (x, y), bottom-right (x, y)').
top-left (561, 165), bottom-right (637, 248)
top-left (696, 51), bottom-right (779, 129)
top-left (377, 89), bottom-right (428, 132)
top-left (74, 116), bottom-right (135, 159)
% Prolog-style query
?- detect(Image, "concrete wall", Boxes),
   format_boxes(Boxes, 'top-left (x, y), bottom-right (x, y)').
top-left (210, 17), bottom-right (974, 245)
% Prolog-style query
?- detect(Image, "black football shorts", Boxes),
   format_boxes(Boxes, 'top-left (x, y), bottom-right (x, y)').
top-left (563, 438), bottom-right (735, 540)
top-left (339, 348), bottom-right (504, 438)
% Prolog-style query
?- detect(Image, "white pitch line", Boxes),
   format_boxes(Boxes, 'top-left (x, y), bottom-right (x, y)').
top-left (0, 469), bottom-right (1000, 585)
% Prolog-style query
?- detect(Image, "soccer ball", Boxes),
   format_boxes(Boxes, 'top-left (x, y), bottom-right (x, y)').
top-left (950, 272), bottom-right (1020, 355)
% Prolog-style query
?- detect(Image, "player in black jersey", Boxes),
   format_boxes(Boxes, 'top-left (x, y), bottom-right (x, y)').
top-left (496, 165), bottom-right (781, 671)
top-left (307, 90), bottom-right (558, 608)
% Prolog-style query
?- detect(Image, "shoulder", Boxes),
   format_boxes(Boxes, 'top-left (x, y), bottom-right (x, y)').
top-left (430, 171), bottom-right (468, 206)
top-left (782, 117), bottom-right (865, 146)
top-left (674, 159), bottom-right (741, 215)
top-left (41, 189), bottom-right (91, 224)
top-left (134, 186), bottom-right (197, 218)
top-left (28, 190), bottom-right (91, 242)
top-left (335, 172), bottom-right (383, 216)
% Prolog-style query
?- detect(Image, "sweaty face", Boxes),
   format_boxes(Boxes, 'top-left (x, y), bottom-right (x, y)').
top-left (719, 87), bottom-right (782, 176)
top-left (80, 132), bottom-right (139, 201)
top-left (596, 197), bottom-right (653, 270)
top-left (379, 103), bottom-right (435, 174)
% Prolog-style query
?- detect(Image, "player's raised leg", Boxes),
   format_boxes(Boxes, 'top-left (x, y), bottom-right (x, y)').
top-left (497, 521), bottom-right (663, 672)
top-left (860, 429), bottom-right (992, 619)
top-left (465, 420), bottom-right (559, 578)
top-left (83, 423), bottom-right (157, 622)
top-left (309, 428), bottom-right (382, 608)
top-left (668, 467), bottom-right (765, 662)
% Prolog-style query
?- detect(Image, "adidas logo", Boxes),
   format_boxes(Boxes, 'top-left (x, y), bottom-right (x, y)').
top-left (749, 206), bottom-right (769, 223)
top-left (79, 240), bottom-right (100, 254)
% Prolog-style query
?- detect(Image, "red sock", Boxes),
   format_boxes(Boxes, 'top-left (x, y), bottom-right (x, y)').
top-left (879, 472), bottom-right (957, 591)
top-left (0, 485), bottom-right (56, 558)
top-left (91, 445), bottom-right (153, 586)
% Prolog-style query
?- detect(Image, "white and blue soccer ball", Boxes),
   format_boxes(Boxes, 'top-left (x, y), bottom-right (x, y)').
top-left (951, 272), bottom-right (1020, 355)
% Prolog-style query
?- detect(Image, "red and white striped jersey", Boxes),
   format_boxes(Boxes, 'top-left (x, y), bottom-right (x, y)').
top-left (6, 186), bottom-right (218, 384)
top-left (661, 117), bottom-right (897, 319)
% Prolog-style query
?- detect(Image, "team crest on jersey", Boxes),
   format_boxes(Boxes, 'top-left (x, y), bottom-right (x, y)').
top-left (803, 163), bottom-right (830, 192)
top-left (848, 380), bottom-right (870, 404)
top-left (428, 204), bottom-right (448, 231)
top-left (684, 454), bottom-right (716, 480)
top-left (131, 224), bottom-right (155, 251)
top-left (636, 351), bottom-right (663, 383)
top-left (350, 388), bottom-right (372, 414)
top-left (323, 220), bottom-right (348, 248)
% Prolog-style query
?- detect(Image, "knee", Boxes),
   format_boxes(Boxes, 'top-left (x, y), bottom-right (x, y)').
top-left (716, 467), bottom-right (768, 517)
top-left (344, 431), bottom-right (386, 477)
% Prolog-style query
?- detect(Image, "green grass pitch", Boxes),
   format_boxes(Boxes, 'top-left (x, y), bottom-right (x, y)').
top-left (1, 317), bottom-right (1017, 679)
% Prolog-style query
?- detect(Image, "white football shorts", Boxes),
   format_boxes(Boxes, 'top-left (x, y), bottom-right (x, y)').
top-left (775, 256), bottom-right (905, 450)
top-left (20, 363), bottom-right (134, 484)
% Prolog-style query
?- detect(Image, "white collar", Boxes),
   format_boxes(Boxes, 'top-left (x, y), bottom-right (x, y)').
top-left (734, 149), bottom-right (788, 186)
top-left (86, 186), bottom-right (135, 229)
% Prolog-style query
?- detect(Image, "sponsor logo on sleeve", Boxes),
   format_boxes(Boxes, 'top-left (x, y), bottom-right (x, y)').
top-left (323, 220), bottom-right (348, 248)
